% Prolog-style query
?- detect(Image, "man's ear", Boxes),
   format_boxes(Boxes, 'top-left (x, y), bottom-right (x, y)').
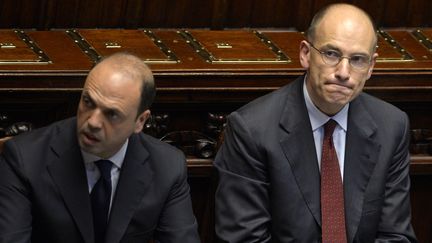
top-left (366, 52), bottom-right (379, 80)
top-left (134, 110), bottom-right (151, 133)
top-left (299, 40), bottom-right (311, 69)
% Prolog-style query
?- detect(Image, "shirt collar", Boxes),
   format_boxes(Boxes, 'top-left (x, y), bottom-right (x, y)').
top-left (303, 77), bottom-right (349, 132)
top-left (81, 139), bottom-right (128, 169)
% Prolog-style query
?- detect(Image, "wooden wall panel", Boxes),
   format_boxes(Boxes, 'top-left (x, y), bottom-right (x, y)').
top-left (211, 0), bottom-right (229, 29)
top-left (98, 0), bottom-right (128, 27)
top-left (224, 0), bottom-right (305, 29)
top-left (381, 0), bottom-right (410, 27)
top-left (407, 0), bottom-right (432, 27)
top-left (164, 0), bottom-right (215, 28)
top-left (19, 1), bottom-right (42, 27)
top-left (223, 0), bottom-right (254, 28)
top-left (291, 0), bottom-right (315, 31)
top-left (50, 0), bottom-right (80, 28)
top-left (352, 0), bottom-right (385, 26)
top-left (75, 0), bottom-right (103, 27)
top-left (125, 1), bottom-right (166, 28)
top-left (250, 0), bottom-right (296, 28)
top-left (0, 1), bottom-right (19, 28)
top-left (0, 0), bottom-right (40, 28)
top-left (1, 0), bottom-right (431, 30)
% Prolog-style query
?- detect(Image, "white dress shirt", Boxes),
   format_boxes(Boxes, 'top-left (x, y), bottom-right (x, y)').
top-left (303, 79), bottom-right (348, 180)
top-left (82, 139), bottom-right (128, 211)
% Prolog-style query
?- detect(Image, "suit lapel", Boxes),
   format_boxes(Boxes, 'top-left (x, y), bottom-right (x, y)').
top-left (47, 119), bottom-right (94, 243)
top-left (343, 97), bottom-right (380, 242)
top-left (105, 134), bottom-right (153, 243)
top-left (279, 77), bottom-right (322, 226)
top-left (278, 79), bottom-right (381, 240)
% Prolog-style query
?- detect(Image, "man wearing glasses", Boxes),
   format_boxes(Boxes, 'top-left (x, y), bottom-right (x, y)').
top-left (215, 3), bottom-right (417, 243)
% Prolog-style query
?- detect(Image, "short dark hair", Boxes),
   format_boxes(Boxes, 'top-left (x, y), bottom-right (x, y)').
top-left (138, 73), bottom-right (156, 114)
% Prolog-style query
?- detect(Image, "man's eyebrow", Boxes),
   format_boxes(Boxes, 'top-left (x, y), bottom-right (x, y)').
top-left (82, 91), bottom-right (94, 101)
top-left (82, 90), bottom-right (90, 96)
top-left (105, 107), bottom-right (121, 114)
top-left (320, 44), bottom-right (341, 52)
top-left (81, 90), bottom-right (125, 117)
top-left (102, 107), bottom-right (126, 120)
top-left (81, 91), bottom-right (89, 98)
top-left (320, 44), bottom-right (370, 56)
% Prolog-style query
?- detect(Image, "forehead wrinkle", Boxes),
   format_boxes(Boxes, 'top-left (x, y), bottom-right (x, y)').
top-left (320, 43), bottom-right (371, 57)
top-left (84, 85), bottom-right (126, 114)
top-left (84, 72), bottom-right (138, 114)
top-left (317, 23), bottom-right (375, 55)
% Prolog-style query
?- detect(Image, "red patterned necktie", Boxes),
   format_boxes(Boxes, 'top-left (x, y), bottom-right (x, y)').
top-left (321, 119), bottom-right (347, 243)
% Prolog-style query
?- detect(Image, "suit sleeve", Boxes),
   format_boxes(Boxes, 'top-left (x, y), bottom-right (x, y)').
top-left (0, 140), bottom-right (32, 243)
top-left (214, 112), bottom-right (272, 243)
top-left (153, 154), bottom-right (201, 243)
top-left (375, 113), bottom-right (417, 242)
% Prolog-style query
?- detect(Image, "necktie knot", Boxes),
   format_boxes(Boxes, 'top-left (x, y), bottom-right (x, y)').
top-left (95, 159), bottom-right (112, 182)
top-left (323, 119), bottom-right (337, 139)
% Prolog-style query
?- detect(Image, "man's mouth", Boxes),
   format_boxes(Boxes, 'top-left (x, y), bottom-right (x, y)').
top-left (326, 81), bottom-right (351, 89)
top-left (82, 132), bottom-right (100, 144)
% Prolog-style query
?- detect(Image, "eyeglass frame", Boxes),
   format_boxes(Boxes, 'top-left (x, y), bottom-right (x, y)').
top-left (306, 41), bottom-right (373, 71)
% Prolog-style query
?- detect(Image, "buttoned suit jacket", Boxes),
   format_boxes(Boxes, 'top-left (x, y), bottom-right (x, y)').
top-left (0, 117), bottom-right (200, 243)
top-left (215, 75), bottom-right (417, 242)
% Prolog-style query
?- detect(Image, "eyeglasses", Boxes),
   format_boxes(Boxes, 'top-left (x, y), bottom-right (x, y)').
top-left (307, 41), bottom-right (372, 70)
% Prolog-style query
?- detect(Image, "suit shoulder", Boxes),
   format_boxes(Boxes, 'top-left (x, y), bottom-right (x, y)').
top-left (137, 133), bottom-right (185, 161)
top-left (358, 93), bottom-right (406, 118)
top-left (7, 118), bottom-right (74, 149)
top-left (2, 118), bottom-right (76, 176)
top-left (355, 93), bottom-right (409, 136)
top-left (135, 133), bottom-right (187, 180)
top-left (232, 83), bottom-right (293, 126)
top-left (238, 84), bottom-right (290, 114)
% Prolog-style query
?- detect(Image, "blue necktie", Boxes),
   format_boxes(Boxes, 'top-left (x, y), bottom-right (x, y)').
top-left (91, 160), bottom-right (112, 243)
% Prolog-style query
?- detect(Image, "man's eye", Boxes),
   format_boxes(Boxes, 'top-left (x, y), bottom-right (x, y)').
top-left (350, 55), bottom-right (369, 64)
top-left (82, 97), bottom-right (94, 107)
top-left (106, 111), bottom-right (119, 121)
top-left (323, 50), bottom-right (340, 58)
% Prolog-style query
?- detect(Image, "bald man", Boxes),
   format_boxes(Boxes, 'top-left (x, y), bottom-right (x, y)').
top-left (0, 52), bottom-right (200, 243)
top-left (215, 4), bottom-right (417, 242)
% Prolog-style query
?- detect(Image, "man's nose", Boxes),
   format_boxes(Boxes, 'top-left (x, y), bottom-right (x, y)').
top-left (87, 110), bottom-right (103, 131)
top-left (334, 57), bottom-right (351, 81)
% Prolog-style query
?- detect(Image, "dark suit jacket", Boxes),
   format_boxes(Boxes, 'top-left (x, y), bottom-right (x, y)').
top-left (0, 117), bottom-right (200, 243)
top-left (215, 76), bottom-right (417, 243)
